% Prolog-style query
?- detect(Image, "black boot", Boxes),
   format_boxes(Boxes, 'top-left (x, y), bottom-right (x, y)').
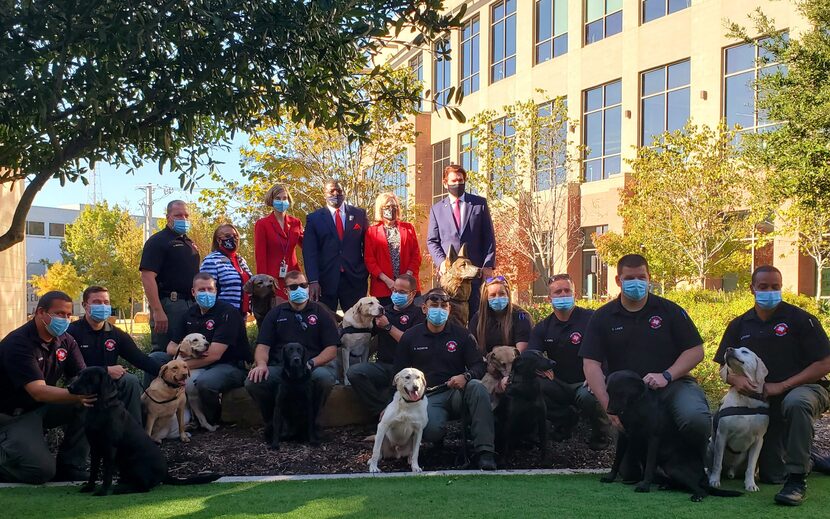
top-left (774, 473), bottom-right (807, 506)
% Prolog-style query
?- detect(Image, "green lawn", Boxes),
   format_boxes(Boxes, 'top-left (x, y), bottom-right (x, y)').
top-left (2, 474), bottom-right (828, 518)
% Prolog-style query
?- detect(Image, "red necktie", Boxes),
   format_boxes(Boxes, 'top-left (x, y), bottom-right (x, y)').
top-left (335, 208), bottom-right (344, 240)
top-left (453, 199), bottom-right (461, 230)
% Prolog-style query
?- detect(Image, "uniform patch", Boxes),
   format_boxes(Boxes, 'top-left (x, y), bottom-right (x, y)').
top-left (774, 322), bottom-right (789, 337)
top-left (205, 319), bottom-right (215, 331)
top-left (569, 332), bottom-right (582, 345)
top-left (446, 340), bottom-right (458, 352)
top-left (649, 315), bottom-right (663, 329)
top-left (307, 314), bottom-right (318, 326)
top-left (399, 315), bottom-right (409, 325)
top-left (56, 348), bottom-right (68, 362)
top-left (104, 339), bottom-right (116, 352)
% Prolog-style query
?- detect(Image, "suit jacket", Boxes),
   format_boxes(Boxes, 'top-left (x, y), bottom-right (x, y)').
top-left (253, 213), bottom-right (304, 298)
top-left (364, 221), bottom-right (422, 297)
top-left (427, 193), bottom-right (496, 268)
top-left (302, 204), bottom-right (369, 293)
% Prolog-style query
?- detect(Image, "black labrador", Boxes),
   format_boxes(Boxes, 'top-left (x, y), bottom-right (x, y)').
top-left (601, 370), bottom-right (741, 502)
top-left (496, 350), bottom-right (557, 459)
top-left (67, 367), bottom-right (219, 495)
top-left (271, 342), bottom-right (319, 450)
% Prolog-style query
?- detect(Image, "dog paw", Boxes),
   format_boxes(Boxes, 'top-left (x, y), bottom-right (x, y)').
top-left (691, 494), bottom-right (705, 502)
top-left (180, 434), bottom-right (191, 443)
top-left (368, 463), bottom-right (381, 474)
top-left (79, 483), bottom-right (95, 493)
top-left (634, 482), bottom-right (651, 493)
top-left (600, 473), bottom-right (617, 483)
top-left (708, 477), bottom-right (721, 488)
top-left (411, 465), bottom-right (423, 473)
top-left (745, 481), bottom-right (760, 492)
top-left (203, 423), bottom-right (218, 432)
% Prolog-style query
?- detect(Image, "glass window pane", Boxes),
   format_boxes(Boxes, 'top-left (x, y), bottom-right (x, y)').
top-left (585, 112), bottom-right (603, 159)
top-left (494, 3), bottom-right (504, 21)
top-left (604, 155), bottom-right (622, 176)
top-left (666, 87), bottom-right (690, 132)
top-left (667, 60), bottom-right (691, 89)
top-left (505, 56), bottom-right (516, 78)
top-left (668, 0), bottom-right (690, 14)
top-left (585, 159), bottom-right (603, 182)
top-left (493, 23), bottom-right (505, 61)
top-left (586, 87), bottom-right (603, 111)
top-left (726, 43), bottom-right (755, 74)
top-left (606, 0), bottom-right (623, 13)
top-left (585, 19), bottom-right (603, 44)
top-left (506, 0), bottom-right (516, 13)
top-left (604, 106), bottom-right (622, 154)
top-left (605, 81), bottom-right (622, 105)
top-left (553, 34), bottom-right (568, 57)
top-left (642, 68), bottom-right (665, 96)
top-left (586, 0), bottom-right (604, 22)
top-left (537, 41), bottom-right (553, 63)
top-left (725, 72), bottom-right (755, 129)
top-left (605, 10), bottom-right (623, 37)
top-left (641, 94), bottom-right (665, 145)
top-left (471, 74), bottom-right (479, 93)
top-left (492, 62), bottom-right (504, 82)
top-left (537, 0), bottom-right (552, 42)
top-left (642, 0), bottom-right (665, 23)
top-left (505, 17), bottom-right (516, 56)
top-left (553, 0), bottom-right (568, 35)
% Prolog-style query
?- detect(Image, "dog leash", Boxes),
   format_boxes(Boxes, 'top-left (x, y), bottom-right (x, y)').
top-left (142, 386), bottom-right (184, 405)
top-left (425, 383), bottom-right (449, 395)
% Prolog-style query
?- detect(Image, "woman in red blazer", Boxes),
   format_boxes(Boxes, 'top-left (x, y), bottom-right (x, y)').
top-left (254, 184), bottom-right (304, 299)
top-left (364, 192), bottom-right (422, 305)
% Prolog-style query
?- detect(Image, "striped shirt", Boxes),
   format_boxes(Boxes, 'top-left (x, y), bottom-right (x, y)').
top-left (199, 251), bottom-right (253, 309)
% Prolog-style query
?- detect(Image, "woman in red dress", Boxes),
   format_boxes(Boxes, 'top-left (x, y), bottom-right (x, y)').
top-left (253, 184), bottom-right (304, 299)
top-left (364, 192), bottom-right (422, 306)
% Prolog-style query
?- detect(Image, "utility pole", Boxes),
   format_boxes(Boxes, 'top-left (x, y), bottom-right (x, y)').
top-left (137, 184), bottom-right (154, 243)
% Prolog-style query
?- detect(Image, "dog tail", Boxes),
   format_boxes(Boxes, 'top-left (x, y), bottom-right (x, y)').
top-left (164, 473), bottom-right (221, 485)
top-left (706, 486), bottom-right (743, 498)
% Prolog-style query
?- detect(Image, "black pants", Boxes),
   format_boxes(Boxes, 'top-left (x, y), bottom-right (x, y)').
top-left (320, 274), bottom-right (368, 312)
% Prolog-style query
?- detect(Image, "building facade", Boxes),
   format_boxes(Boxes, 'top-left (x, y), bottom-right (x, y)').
top-left (382, 0), bottom-right (813, 298)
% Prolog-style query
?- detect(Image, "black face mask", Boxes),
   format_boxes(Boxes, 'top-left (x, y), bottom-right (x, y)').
top-left (447, 183), bottom-right (465, 197)
top-left (382, 207), bottom-right (398, 221)
top-left (219, 237), bottom-right (237, 251)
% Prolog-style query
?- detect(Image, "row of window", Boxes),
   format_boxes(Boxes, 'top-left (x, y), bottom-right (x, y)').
top-left (423, 0), bottom-right (692, 106)
top-left (26, 221), bottom-right (66, 237)
top-left (430, 37), bottom-right (779, 195)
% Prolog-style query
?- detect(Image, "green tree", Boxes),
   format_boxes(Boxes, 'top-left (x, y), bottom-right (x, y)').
top-left (595, 122), bottom-right (760, 288)
top-left (30, 262), bottom-right (84, 300)
top-left (0, 1), bottom-right (466, 251)
top-left (61, 203), bottom-right (143, 317)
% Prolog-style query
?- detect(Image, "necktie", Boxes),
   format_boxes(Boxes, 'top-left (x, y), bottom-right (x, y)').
top-left (335, 208), bottom-right (344, 240)
top-left (453, 199), bottom-right (461, 230)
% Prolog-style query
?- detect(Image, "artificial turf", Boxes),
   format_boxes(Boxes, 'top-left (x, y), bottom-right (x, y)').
top-left (1, 473), bottom-right (828, 518)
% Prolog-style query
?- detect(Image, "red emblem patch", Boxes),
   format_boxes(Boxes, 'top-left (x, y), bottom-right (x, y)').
top-left (774, 323), bottom-right (789, 336)
top-left (307, 314), bottom-right (318, 326)
top-left (56, 348), bottom-right (68, 362)
top-left (569, 332), bottom-right (582, 345)
top-left (104, 339), bottom-right (116, 352)
top-left (649, 315), bottom-right (663, 329)
top-left (205, 320), bottom-right (215, 331)
top-left (400, 315), bottom-right (409, 325)
top-left (446, 341), bottom-right (458, 352)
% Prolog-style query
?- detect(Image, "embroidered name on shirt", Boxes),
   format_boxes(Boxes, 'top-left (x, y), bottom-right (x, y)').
top-left (740, 334), bottom-right (751, 340)
top-left (414, 346), bottom-right (429, 351)
top-left (612, 326), bottom-right (624, 332)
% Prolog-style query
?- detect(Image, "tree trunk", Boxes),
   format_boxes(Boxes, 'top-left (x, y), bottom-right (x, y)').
top-left (816, 262), bottom-right (824, 302)
top-left (0, 169), bottom-right (54, 251)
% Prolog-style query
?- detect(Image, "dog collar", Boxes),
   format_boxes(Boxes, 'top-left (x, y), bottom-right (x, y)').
top-left (142, 387), bottom-right (182, 405)
top-left (746, 391), bottom-right (767, 402)
top-left (340, 325), bottom-right (373, 336)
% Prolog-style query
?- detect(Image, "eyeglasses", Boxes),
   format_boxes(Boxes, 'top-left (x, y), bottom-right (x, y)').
top-left (426, 293), bottom-right (451, 303)
top-left (295, 313), bottom-right (308, 331)
top-left (287, 283), bottom-right (309, 291)
top-left (485, 275), bottom-right (507, 285)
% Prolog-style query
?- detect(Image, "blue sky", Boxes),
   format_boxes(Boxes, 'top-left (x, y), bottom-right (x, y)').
top-left (32, 134), bottom-right (249, 218)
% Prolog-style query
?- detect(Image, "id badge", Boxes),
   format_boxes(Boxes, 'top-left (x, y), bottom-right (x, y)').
top-left (278, 260), bottom-right (288, 278)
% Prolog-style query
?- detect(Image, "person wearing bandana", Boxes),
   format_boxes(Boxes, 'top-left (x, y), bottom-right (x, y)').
top-left (0, 291), bottom-right (93, 484)
top-left (200, 223), bottom-right (253, 315)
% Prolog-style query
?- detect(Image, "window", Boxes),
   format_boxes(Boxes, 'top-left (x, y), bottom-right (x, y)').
top-left (410, 53), bottom-right (424, 111)
top-left (433, 40), bottom-right (452, 110)
top-left (389, 152), bottom-right (408, 206)
top-left (432, 139), bottom-right (451, 203)
top-left (724, 36), bottom-right (786, 136)
top-left (460, 17), bottom-right (480, 95)
top-left (536, 99), bottom-right (569, 191)
top-left (26, 221), bottom-right (45, 236)
top-left (582, 225), bottom-right (608, 299)
top-left (583, 80), bottom-right (622, 182)
top-left (491, 0), bottom-right (517, 83)
top-left (641, 60), bottom-right (691, 145)
top-left (585, 0), bottom-right (623, 45)
top-left (48, 223), bottom-right (66, 238)
top-left (490, 117), bottom-right (516, 186)
top-left (458, 131), bottom-right (478, 174)
top-left (642, 0), bottom-right (690, 24)
top-left (536, 0), bottom-right (568, 64)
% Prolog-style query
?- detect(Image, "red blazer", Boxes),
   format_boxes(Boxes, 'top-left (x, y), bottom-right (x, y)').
top-left (254, 213), bottom-right (304, 298)
top-left (364, 221), bottom-right (422, 297)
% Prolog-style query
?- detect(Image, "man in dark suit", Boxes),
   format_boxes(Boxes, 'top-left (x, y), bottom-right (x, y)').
top-left (303, 179), bottom-right (369, 311)
top-left (427, 164), bottom-right (496, 313)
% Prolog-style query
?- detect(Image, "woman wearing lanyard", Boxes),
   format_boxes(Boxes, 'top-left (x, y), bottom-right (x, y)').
top-left (200, 223), bottom-right (253, 314)
top-left (364, 192), bottom-right (422, 306)
top-left (253, 184), bottom-right (304, 299)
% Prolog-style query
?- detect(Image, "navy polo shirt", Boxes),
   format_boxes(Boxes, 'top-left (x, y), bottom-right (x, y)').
top-left (529, 306), bottom-right (595, 384)
top-left (67, 318), bottom-right (160, 376)
top-left (467, 307), bottom-right (532, 353)
top-left (375, 302), bottom-right (425, 365)
top-left (139, 226), bottom-right (200, 297)
top-left (256, 302), bottom-right (340, 364)
top-left (395, 322), bottom-right (485, 388)
top-left (170, 301), bottom-right (252, 364)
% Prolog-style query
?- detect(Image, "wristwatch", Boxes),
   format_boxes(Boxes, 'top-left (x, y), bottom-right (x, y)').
top-left (463, 372), bottom-right (472, 382)
top-left (383, 323), bottom-right (393, 332)
top-left (662, 370), bottom-right (673, 383)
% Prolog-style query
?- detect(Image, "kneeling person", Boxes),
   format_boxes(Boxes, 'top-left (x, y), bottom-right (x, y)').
top-left (246, 270), bottom-right (340, 446)
top-left (348, 274), bottom-right (424, 417)
top-left (394, 288), bottom-right (496, 470)
top-left (68, 286), bottom-right (161, 425)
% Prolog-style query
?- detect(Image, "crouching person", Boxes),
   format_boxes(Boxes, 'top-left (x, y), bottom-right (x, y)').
top-left (394, 288), bottom-right (496, 470)
top-left (245, 270), bottom-right (339, 447)
top-left (0, 292), bottom-right (95, 484)
top-left (714, 266), bottom-right (830, 506)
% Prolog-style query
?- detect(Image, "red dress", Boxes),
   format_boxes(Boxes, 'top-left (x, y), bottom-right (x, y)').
top-left (364, 221), bottom-right (422, 297)
top-left (253, 213), bottom-right (304, 298)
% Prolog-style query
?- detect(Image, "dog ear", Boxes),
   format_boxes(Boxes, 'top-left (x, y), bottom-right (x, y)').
top-left (99, 370), bottom-right (118, 399)
top-left (243, 277), bottom-right (255, 294)
top-left (159, 363), bottom-right (169, 379)
top-left (447, 244), bottom-right (458, 264)
top-left (512, 347), bottom-right (521, 359)
top-left (751, 356), bottom-right (769, 386)
top-left (458, 243), bottom-right (469, 259)
top-left (485, 351), bottom-right (495, 363)
top-left (392, 371), bottom-right (402, 388)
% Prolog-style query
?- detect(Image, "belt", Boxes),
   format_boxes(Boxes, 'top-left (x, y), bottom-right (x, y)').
top-left (160, 291), bottom-right (194, 302)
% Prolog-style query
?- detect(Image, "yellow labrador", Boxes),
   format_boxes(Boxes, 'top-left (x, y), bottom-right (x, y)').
top-left (174, 333), bottom-right (216, 432)
top-left (340, 296), bottom-right (384, 385)
top-left (175, 332), bottom-right (209, 360)
top-left (709, 347), bottom-right (770, 492)
top-left (368, 368), bottom-right (428, 473)
top-left (142, 359), bottom-right (191, 444)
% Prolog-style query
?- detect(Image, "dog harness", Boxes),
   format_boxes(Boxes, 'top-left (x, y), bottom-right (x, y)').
top-left (712, 394), bottom-right (770, 454)
top-left (142, 378), bottom-right (185, 405)
top-left (339, 326), bottom-right (373, 337)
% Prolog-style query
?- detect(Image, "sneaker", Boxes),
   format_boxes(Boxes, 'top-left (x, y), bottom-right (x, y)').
top-left (477, 451), bottom-right (497, 471)
top-left (774, 475), bottom-right (807, 506)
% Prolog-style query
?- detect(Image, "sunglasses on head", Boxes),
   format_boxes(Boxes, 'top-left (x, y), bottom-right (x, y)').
top-left (485, 275), bottom-right (507, 284)
top-left (426, 293), bottom-right (450, 303)
top-left (287, 282), bottom-right (309, 291)
top-left (547, 274), bottom-right (572, 284)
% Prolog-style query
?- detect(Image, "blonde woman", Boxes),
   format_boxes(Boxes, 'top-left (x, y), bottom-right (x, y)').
top-left (253, 184), bottom-right (303, 298)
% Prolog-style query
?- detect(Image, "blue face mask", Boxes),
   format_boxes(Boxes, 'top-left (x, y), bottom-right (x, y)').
top-left (43, 314), bottom-right (70, 337)
top-left (426, 307), bottom-right (449, 326)
top-left (196, 291), bottom-right (216, 309)
top-left (88, 304), bottom-right (112, 322)
top-left (273, 200), bottom-right (290, 213)
top-left (289, 286), bottom-right (309, 304)
top-left (488, 296), bottom-right (509, 312)
top-left (171, 219), bottom-right (190, 235)
top-left (391, 292), bottom-right (410, 308)
top-left (621, 279), bottom-right (649, 301)
top-left (551, 296), bottom-right (575, 312)
top-left (755, 290), bottom-right (782, 310)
